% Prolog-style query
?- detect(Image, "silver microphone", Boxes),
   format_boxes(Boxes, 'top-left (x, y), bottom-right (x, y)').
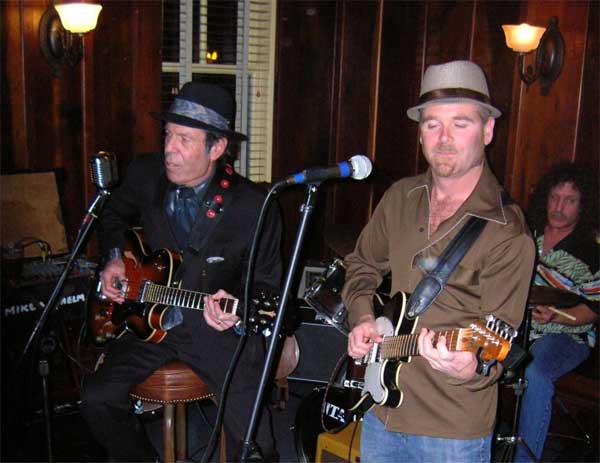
top-left (90, 151), bottom-right (118, 190)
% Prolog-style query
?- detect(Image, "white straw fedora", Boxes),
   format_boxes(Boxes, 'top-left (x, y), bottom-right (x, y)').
top-left (406, 60), bottom-right (501, 121)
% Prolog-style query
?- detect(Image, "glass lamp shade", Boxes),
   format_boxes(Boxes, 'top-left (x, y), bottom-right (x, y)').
top-left (502, 23), bottom-right (546, 53)
top-left (55, 3), bottom-right (103, 34)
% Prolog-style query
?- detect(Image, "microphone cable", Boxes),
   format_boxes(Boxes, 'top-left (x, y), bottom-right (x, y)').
top-left (201, 185), bottom-right (280, 462)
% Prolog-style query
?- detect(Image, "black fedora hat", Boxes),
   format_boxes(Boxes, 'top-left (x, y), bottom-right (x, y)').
top-left (152, 82), bottom-right (247, 141)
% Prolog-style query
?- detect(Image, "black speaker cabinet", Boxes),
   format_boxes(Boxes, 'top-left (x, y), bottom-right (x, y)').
top-left (288, 318), bottom-right (348, 383)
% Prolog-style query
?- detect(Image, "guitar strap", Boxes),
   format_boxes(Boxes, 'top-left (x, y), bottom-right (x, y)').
top-left (406, 192), bottom-right (513, 319)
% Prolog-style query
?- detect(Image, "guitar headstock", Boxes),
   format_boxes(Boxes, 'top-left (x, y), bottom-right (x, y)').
top-left (460, 315), bottom-right (518, 362)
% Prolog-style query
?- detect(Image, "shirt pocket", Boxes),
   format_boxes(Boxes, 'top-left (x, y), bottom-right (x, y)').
top-left (451, 263), bottom-right (480, 287)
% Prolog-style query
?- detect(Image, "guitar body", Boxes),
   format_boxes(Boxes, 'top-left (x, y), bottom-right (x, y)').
top-left (110, 229), bottom-right (183, 344)
top-left (88, 297), bottom-right (123, 345)
top-left (350, 292), bottom-right (416, 414)
top-left (332, 293), bottom-right (515, 428)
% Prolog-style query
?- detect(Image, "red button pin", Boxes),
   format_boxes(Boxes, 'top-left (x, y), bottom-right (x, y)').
top-left (206, 209), bottom-right (217, 219)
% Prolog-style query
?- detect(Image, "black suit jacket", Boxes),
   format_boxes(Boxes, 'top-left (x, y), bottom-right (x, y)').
top-left (97, 152), bottom-right (282, 300)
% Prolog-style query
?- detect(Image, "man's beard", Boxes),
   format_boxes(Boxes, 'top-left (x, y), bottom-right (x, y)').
top-left (430, 144), bottom-right (458, 177)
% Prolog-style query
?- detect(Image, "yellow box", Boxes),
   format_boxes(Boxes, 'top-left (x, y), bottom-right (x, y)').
top-left (316, 422), bottom-right (361, 463)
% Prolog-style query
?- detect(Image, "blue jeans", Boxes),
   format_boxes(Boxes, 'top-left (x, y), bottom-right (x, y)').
top-left (360, 411), bottom-right (492, 462)
top-left (514, 334), bottom-right (590, 462)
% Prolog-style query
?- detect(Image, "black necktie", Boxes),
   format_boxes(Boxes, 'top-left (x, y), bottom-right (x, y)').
top-left (171, 187), bottom-right (199, 248)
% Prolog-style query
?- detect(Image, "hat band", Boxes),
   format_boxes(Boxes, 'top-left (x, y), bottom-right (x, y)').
top-left (170, 98), bottom-right (231, 131)
top-left (419, 88), bottom-right (491, 106)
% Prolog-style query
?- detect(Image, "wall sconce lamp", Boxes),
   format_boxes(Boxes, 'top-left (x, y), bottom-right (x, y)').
top-left (502, 16), bottom-right (565, 95)
top-left (39, 2), bottom-right (103, 76)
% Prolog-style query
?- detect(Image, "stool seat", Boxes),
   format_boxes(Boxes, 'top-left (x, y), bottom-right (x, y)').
top-left (131, 361), bottom-right (213, 403)
top-left (130, 361), bottom-right (225, 463)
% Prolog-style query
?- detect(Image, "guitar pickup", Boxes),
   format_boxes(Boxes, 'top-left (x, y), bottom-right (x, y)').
top-left (343, 379), bottom-right (365, 390)
top-left (365, 342), bottom-right (380, 364)
top-left (138, 280), bottom-right (150, 303)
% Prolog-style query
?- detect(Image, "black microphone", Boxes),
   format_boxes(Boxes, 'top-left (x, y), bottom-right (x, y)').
top-left (90, 151), bottom-right (118, 190)
top-left (280, 154), bottom-right (372, 186)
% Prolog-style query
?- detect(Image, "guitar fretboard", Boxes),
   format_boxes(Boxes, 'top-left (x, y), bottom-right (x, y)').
top-left (379, 328), bottom-right (463, 360)
top-left (139, 281), bottom-right (239, 314)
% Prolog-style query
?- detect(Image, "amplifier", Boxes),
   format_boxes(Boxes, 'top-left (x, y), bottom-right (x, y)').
top-left (316, 422), bottom-right (361, 463)
top-left (1, 255), bottom-right (97, 374)
top-left (288, 306), bottom-right (348, 383)
top-left (2, 257), bottom-right (98, 417)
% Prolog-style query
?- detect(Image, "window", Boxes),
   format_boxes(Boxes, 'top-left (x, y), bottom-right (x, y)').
top-left (162, 0), bottom-right (276, 181)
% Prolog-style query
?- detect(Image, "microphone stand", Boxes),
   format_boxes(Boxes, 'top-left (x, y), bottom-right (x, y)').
top-left (240, 183), bottom-right (321, 462)
top-left (18, 188), bottom-right (111, 463)
top-left (495, 305), bottom-right (538, 462)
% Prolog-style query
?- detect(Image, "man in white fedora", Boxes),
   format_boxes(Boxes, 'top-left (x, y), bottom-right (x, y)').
top-left (342, 60), bottom-right (536, 461)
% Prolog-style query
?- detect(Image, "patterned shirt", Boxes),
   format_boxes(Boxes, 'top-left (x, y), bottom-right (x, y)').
top-left (531, 230), bottom-right (600, 346)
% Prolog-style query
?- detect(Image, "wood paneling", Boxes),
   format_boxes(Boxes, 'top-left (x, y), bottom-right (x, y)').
top-left (506, 1), bottom-right (595, 207)
top-left (472, 1), bottom-right (522, 184)
top-left (576, 1), bottom-right (599, 170)
top-left (330, 1), bottom-right (378, 227)
top-left (273, 1), bottom-right (340, 261)
top-left (273, 0), bottom-right (597, 266)
top-left (374, 1), bottom-right (425, 202)
top-left (2, 1), bottom-right (161, 252)
top-left (2, 0), bottom-right (597, 265)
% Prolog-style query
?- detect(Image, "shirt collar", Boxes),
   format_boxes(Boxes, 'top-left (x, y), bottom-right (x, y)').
top-left (409, 160), bottom-right (508, 226)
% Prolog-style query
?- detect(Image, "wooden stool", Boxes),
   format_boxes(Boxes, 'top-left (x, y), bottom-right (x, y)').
top-left (130, 361), bottom-right (226, 463)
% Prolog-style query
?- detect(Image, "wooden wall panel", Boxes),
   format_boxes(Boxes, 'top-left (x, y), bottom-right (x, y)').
top-left (506, 1), bottom-right (593, 206)
top-left (575, 1), bottom-right (599, 170)
top-left (373, 1), bottom-right (425, 206)
top-left (2, 0), bottom-right (161, 253)
top-left (273, 1), bottom-right (339, 261)
top-left (2, 0), bottom-right (27, 169)
top-left (88, 1), bottom-right (162, 176)
top-left (330, 1), bottom-right (378, 228)
top-left (3, 0), bottom-right (596, 266)
top-left (472, 1), bottom-right (522, 185)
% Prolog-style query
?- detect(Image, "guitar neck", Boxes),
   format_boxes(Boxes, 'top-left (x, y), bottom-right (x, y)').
top-left (380, 328), bottom-right (463, 359)
top-left (140, 281), bottom-right (239, 314)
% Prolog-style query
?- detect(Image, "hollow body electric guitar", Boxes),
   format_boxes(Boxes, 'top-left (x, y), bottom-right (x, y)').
top-left (102, 229), bottom-right (275, 343)
top-left (341, 291), bottom-right (518, 418)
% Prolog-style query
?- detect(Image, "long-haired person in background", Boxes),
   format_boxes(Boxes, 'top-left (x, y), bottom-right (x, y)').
top-left (515, 163), bottom-right (599, 462)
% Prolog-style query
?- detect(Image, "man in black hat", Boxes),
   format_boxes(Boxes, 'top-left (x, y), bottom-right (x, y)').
top-left (80, 82), bottom-right (282, 461)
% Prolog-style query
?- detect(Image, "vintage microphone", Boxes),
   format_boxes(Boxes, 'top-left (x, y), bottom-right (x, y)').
top-left (18, 151), bottom-right (118, 462)
top-left (82, 151), bottom-right (119, 225)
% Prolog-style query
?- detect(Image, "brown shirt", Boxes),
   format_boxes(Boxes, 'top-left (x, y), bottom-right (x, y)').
top-left (342, 163), bottom-right (535, 438)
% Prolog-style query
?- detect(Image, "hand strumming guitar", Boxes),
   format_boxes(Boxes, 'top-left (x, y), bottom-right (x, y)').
top-left (204, 289), bottom-right (241, 331)
top-left (348, 314), bottom-right (384, 359)
top-left (101, 258), bottom-right (127, 304)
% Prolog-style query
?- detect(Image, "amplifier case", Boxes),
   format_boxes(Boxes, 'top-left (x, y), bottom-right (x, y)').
top-left (288, 320), bottom-right (348, 383)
